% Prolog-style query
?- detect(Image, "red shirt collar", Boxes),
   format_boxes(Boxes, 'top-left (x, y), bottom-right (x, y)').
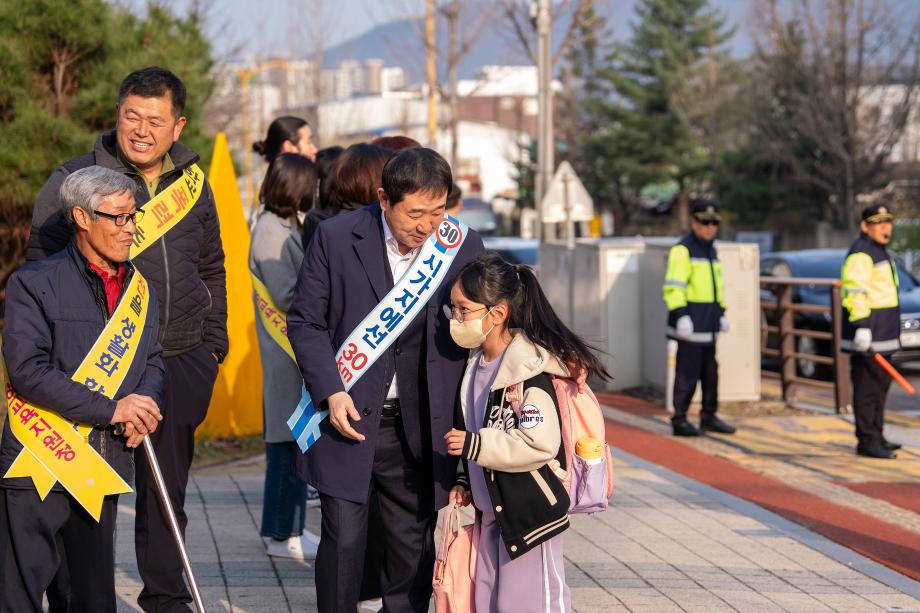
top-left (89, 262), bottom-right (126, 315)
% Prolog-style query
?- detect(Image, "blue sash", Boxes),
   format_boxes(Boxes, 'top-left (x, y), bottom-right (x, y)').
top-left (288, 215), bottom-right (469, 452)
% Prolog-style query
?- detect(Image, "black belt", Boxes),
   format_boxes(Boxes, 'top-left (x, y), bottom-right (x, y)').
top-left (381, 399), bottom-right (400, 417)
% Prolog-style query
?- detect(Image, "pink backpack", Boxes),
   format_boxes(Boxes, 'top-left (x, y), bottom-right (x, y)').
top-left (508, 370), bottom-right (613, 514)
top-left (552, 373), bottom-right (614, 513)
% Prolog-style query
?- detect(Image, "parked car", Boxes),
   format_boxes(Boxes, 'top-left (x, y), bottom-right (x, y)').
top-left (761, 249), bottom-right (920, 379)
top-left (483, 237), bottom-right (539, 272)
top-left (456, 199), bottom-right (499, 236)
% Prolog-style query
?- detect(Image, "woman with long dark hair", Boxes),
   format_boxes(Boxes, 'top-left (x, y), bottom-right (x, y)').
top-left (301, 145), bottom-right (344, 248)
top-left (253, 116), bottom-right (318, 163)
top-left (249, 153), bottom-right (319, 559)
top-left (444, 252), bottom-right (609, 613)
top-left (302, 143), bottom-right (392, 247)
top-left (321, 143), bottom-right (392, 214)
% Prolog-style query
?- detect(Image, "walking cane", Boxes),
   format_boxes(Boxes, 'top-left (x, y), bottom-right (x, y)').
top-left (142, 436), bottom-right (208, 613)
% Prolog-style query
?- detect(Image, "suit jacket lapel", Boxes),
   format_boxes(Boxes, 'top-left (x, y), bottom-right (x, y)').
top-left (353, 205), bottom-right (392, 301)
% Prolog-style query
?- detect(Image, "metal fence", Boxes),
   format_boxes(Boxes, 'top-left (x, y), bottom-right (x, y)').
top-left (760, 277), bottom-right (852, 414)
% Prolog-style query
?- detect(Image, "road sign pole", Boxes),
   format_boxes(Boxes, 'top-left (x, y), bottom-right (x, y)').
top-left (535, 0), bottom-right (553, 243)
top-left (563, 173), bottom-right (575, 326)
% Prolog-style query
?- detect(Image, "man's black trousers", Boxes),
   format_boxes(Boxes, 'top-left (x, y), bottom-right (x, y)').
top-left (673, 341), bottom-right (719, 422)
top-left (850, 353), bottom-right (892, 449)
top-left (0, 488), bottom-right (118, 613)
top-left (135, 345), bottom-right (217, 613)
top-left (315, 413), bottom-right (436, 613)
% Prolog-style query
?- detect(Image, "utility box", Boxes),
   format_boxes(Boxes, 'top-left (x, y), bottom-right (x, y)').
top-left (641, 238), bottom-right (761, 402)
top-left (539, 239), bottom-right (646, 391)
top-left (537, 241), bottom-right (576, 326)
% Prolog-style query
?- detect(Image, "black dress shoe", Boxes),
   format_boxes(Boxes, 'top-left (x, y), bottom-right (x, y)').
top-left (700, 416), bottom-right (736, 435)
top-left (672, 420), bottom-right (700, 437)
top-left (856, 445), bottom-right (897, 459)
top-left (882, 438), bottom-right (902, 451)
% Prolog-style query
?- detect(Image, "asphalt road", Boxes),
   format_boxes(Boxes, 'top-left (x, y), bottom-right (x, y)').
top-left (762, 358), bottom-right (920, 416)
top-left (888, 360), bottom-right (920, 415)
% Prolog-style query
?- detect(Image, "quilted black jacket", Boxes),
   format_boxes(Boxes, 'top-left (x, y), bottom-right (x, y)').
top-left (27, 131), bottom-right (228, 360)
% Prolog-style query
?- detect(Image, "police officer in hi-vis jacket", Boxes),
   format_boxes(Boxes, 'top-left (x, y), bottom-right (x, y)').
top-left (841, 204), bottom-right (902, 459)
top-left (663, 201), bottom-right (737, 437)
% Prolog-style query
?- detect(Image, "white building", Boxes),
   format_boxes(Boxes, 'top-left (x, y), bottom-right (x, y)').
top-left (861, 83), bottom-right (920, 163)
top-left (315, 91), bottom-right (528, 203)
top-left (437, 121), bottom-right (529, 203)
top-left (457, 65), bottom-right (562, 98)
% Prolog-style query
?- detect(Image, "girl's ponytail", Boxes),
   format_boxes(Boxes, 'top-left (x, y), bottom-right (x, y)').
top-left (455, 253), bottom-right (610, 381)
top-left (511, 264), bottom-right (610, 381)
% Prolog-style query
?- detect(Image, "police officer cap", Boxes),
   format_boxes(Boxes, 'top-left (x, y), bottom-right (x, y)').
top-left (861, 204), bottom-right (894, 224)
top-left (691, 200), bottom-right (721, 222)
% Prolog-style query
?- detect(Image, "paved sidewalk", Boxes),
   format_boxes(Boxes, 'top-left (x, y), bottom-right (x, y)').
top-left (111, 450), bottom-right (920, 612)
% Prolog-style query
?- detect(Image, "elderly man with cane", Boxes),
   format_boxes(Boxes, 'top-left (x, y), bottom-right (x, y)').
top-left (0, 166), bottom-right (164, 612)
top-left (27, 67), bottom-right (226, 612)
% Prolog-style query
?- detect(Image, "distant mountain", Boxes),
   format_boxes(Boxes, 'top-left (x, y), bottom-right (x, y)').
top-left (320, 2), bottom-right (759, 84)
top-left (322, 17), bottom-right (531, 81)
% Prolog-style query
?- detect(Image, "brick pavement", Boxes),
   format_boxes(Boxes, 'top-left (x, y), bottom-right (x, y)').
top-left (109, 450), bottom-right (920, 612)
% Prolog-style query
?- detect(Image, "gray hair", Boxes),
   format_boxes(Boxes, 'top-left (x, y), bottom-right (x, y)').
top-left (60, 166), bottom-right (138, 223)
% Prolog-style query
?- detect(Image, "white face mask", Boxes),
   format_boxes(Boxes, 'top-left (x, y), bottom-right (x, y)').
top-left (449, 308), bottom-right (494, 349)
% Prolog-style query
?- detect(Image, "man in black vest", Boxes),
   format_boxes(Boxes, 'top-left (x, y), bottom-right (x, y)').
top-left (288, 149), bottom-right (484, 612)
top-left (27, 67), bottom-right (227, 613)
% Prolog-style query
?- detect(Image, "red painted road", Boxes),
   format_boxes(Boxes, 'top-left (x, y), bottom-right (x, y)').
top-left (844, 482), bottom-right (920, 516)
top-left (599, 392), bottom-right (920, 580)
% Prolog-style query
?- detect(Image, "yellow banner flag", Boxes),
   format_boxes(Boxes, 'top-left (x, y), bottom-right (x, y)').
top-left (200, 132), bottom-right (263, 438)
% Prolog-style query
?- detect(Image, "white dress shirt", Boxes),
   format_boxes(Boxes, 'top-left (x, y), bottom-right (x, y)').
top-left (381, 211), bottom-right (422, 400)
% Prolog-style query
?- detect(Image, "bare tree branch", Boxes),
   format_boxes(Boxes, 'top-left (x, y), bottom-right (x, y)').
top-left (496, 0), bottom-right (593, 67)
top-left (751, 0), bottom-right (920, 229)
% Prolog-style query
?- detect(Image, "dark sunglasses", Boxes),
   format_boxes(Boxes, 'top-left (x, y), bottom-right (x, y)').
top-left (94, 209), bottom-right (145, 227)
top-left (697, 219), bottom-right (720, 227)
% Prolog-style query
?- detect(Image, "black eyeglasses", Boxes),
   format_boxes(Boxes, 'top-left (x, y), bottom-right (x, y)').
top-left (697, 219), bottom-right (720, 227)
top-left (443, 304), bottom-right (489, 322)
top-left (94, 209), bottom-right (145, 227)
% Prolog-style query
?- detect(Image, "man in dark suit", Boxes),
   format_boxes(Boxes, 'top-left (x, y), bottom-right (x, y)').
top-left (287, 148), bottom-right (484, 612)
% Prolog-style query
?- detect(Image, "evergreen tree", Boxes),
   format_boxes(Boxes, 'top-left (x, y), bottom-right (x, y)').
top-left (588, 0), bottom-right (733, 230)
top-left (0, 0), bottom-right (216, 318)
top-left (0, 1), bottom-right (215, 218)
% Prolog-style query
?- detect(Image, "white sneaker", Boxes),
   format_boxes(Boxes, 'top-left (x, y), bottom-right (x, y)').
top-left (266, 534), bottom-right (318, 560)
top-left (301, 528), bottom-right (321, 545)
top-left (357, 598), bottom-right (383, 612)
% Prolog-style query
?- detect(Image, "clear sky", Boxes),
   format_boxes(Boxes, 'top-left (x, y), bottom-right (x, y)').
top-left (131, 0), bottom-right (917, 65)
top-left (141, 0), bottom-right (756, 61)
top-left (162, 0), bottom-right (408, 60)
